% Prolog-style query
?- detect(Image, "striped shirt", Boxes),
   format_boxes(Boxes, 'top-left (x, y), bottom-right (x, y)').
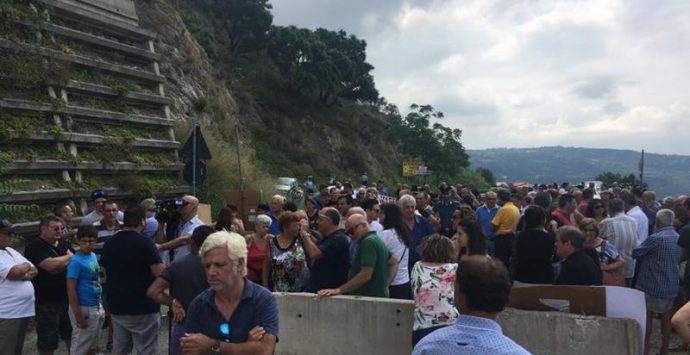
top-left (599, 213), bottom-right (638, 278)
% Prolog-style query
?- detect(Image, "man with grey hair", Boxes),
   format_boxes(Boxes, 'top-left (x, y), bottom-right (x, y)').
top-left (476, 191), bottom-right (499, 255)
top-left (399, 194), bottom-right (435, 271)
top-left (266, 195), bottom-right (285, 235)
top-left (599, 198), bottom-right (639, 285)
top-left (633, 209), bottom-right (682, 355)
top-left (554, 226), bottom-right (601, 286)
top-left (140, 198), bottom-right (159, 241)
top-left (182, 231), bottom-right (278, 354)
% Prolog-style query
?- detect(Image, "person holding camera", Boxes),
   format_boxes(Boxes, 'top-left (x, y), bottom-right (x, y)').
top-left (156, 195), bottom-right (205, 263)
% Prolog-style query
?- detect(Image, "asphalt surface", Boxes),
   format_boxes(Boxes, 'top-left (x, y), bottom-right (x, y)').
top-left (23, 310), bottom-right (172, 355)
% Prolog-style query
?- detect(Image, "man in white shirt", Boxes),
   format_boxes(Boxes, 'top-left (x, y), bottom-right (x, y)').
top-left (157, 195), bottom-right (204, 263)
top-left (0, 220), bottom-right (38, 355)
top-left (600, 198), bottom-right (639, 286)
top-left (362, 198), bottom-right (383, 234)
top-left (621, 191), bottom-right (649, 246)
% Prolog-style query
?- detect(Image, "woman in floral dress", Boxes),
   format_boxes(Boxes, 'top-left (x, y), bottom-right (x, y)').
top-left (411, 234), bottom-right (459, 346)
top-left (262, 211), bottom-right (309, 292)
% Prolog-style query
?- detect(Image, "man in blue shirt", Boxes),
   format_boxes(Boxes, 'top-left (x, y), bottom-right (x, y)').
top-left (265, 195), bottom-right (285, 236)
top-left (432, 183), bottom-right (459, 237)
top-left (476, 191), bottom-right (499, 255)
top-left (399, 195), bottom-right (436, 271)
top-left (633, 209), bottom-right (683, 355)
top-left (182, 231), bottom-right (278, 354)
top-left (413, 256), bottom-right (530, 355)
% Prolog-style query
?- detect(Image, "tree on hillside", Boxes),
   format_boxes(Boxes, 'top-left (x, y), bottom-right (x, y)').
top-left (268, 26), bottom-right (379, 105)
top-left (209, 0), bottom-right (273, 53)
top-left (476, 167), bottom-right (496, 186)
top-left (593, 171), bottom-right (647, 188)
top-left (387, 104), bottom-right (469, 178)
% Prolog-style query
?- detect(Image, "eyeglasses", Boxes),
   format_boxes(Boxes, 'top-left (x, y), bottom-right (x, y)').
top-left (52, 226), bottom-right (63, 232)
top-left (582, 228), bottom-right (596, 232)
top-left (347, 222), bottom-right (365, 235)
top-left (593, 206), bottom-right (604, 209)
top-left (452, 215), bottom-right (461, 219)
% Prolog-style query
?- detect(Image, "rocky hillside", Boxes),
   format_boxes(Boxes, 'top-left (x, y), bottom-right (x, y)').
top-left (134, 0), bottom-right (411, 195)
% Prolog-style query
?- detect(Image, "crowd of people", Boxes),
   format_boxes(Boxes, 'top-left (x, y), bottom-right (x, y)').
top-left (3, 179), bottom-right (690, 354)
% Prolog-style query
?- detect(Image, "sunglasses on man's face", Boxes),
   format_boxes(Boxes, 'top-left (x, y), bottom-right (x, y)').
top-left (347, 223), bottom-right (364, 235)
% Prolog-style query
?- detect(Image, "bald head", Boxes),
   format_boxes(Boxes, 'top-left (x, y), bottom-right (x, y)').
top-left (345, 214), bottom-right (369, 241)
top-left (180, 195), bottom-right (199, 220)
top-left (182, 195), bottom-right (199, 206)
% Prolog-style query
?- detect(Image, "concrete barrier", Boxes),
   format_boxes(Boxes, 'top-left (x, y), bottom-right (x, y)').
top-left (274, 293), bottom-right (640, 355)
top-left (498, 308), bottom-right (639, 355)
top-left (275, 293), bottom-right (414, 355)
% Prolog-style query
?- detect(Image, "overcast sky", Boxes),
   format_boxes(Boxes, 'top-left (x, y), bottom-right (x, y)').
top-left (270, 0), bottom-right (690, 155)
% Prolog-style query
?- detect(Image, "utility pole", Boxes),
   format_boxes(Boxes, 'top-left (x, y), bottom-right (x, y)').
top-left (639, 149), bottom-right (645, 187)
top-left (192, 116), bottom-right (197, 196)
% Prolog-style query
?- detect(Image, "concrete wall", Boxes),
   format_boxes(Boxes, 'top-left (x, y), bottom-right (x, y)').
top-left (498, 308), bottom-right (639, 355)
top-left (274, 293), bottom-right (640, 355)
top-left (275, 293), bottom-right (414, 355)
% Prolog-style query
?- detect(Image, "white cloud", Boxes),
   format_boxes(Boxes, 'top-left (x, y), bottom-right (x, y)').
top-left (270, 0), bottom-right (690, 155)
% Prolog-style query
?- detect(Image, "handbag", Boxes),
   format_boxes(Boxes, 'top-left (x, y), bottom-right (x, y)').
top-left (602, 268), bottom-right (625, 286)
top-left (600, 240), bottom-right (625, 286)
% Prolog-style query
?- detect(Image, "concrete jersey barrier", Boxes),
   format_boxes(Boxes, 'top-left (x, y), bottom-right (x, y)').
top-left (274, 293), bottom-right (640, 355)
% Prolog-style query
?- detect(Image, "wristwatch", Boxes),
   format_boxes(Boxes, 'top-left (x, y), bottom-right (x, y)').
top-left (210, 340), bottom-right (221, 354)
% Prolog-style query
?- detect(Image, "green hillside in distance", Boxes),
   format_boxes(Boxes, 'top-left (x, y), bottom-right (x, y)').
top-left (468, 146), bottom-right (690, 197)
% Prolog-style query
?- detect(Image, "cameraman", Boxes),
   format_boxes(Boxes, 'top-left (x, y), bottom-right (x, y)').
top-left (157, 195), bottom-right (205, 263)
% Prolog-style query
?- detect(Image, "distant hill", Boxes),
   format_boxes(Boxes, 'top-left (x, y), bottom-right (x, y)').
top-left (468, 146), bottom-right (690, 197)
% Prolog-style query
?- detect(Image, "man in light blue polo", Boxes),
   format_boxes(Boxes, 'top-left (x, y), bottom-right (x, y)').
top-left (413, 256), bottom-right (530, 355)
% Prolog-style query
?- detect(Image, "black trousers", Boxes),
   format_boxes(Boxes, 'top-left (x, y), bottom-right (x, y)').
top-left (494, 233), bottom-right (515, 268)
top-left (389, 282), bottom-right (412, 300)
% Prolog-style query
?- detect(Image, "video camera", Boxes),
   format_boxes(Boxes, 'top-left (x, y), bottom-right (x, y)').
top-left (154, 197), bottom-right (186, 226)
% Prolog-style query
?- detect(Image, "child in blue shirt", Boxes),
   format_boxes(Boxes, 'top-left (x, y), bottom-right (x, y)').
top-left (66, 225), bottom-right (105, 355)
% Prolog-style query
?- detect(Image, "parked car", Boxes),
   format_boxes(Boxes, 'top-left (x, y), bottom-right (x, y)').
top-left (275, 177), bottom-right (304, 206)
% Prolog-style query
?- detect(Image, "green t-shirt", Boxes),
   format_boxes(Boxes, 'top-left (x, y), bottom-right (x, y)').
top-left (348, 231), bottom-right (390, 297)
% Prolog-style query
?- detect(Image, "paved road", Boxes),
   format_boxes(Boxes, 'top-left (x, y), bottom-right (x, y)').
top-left (23, 313), bottom-right (172, 354)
